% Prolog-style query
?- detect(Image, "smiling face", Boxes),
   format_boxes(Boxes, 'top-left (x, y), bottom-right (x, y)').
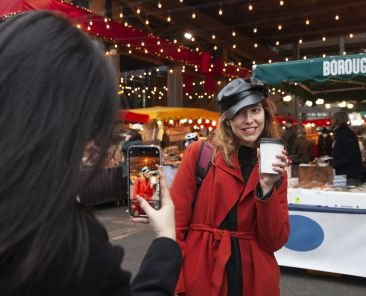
top-left (229, 103), bottom-right (265, 147)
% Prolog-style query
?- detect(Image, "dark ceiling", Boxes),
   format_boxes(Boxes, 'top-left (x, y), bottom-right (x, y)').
top-left (117, 0), bottom-right (366, 71)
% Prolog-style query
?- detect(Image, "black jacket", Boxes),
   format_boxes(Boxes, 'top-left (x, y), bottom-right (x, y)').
top-left (1, 217), bottom-right (182, 296)
top-left (292, 136), bottom-right (314, 164)
top-left (331, 123), bottom-right (362, 180)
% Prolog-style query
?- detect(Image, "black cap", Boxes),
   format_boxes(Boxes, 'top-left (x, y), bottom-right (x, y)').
top-left (217, 78), bottom-right (268, 119)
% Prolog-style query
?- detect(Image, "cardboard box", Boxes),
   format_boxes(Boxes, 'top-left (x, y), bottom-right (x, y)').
top-left (297, 165), bottom-right (334, 187)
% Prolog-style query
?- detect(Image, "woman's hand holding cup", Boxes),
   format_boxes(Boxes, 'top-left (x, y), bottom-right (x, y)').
top-left (257, 138), bottom-right (288, 195)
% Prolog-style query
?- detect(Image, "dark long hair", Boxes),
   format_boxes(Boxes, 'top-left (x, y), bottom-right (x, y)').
top-left (0, 11), bottom-right (117, 285)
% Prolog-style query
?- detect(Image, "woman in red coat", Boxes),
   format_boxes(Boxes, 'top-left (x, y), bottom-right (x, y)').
top-left (171, 78), bottom-right (289, 296)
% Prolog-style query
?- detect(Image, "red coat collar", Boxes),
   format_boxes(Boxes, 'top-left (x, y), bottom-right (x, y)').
top-left (215, 152), bottom-right (259, 199)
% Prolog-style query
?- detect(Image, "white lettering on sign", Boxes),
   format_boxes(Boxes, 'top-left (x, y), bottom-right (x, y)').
top-left (323, 57), bottom-right (366, 76)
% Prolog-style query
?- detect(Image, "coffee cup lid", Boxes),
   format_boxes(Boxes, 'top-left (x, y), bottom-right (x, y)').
top-left (260, 138), bottom-right (284, 145)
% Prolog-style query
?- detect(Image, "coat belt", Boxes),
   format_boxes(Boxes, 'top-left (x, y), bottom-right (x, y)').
top-left (190, 224), bottom-right (256, 296)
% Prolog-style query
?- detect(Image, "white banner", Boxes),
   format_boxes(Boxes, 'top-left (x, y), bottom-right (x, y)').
top-left (275, 208), bottom-right (366, 277)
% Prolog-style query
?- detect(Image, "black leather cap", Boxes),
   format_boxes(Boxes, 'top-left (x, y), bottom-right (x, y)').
top-left (217, 78), bottom-right (268, 119)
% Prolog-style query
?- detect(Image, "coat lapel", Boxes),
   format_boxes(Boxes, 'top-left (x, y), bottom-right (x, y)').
top-left (216, 152), bottom-right (259, 201)
top-left (215, 153), bottom-right (243, 183)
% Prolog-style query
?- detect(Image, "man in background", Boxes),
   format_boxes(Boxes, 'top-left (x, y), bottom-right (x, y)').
top-left (331, 111), bottom-right (362, 186)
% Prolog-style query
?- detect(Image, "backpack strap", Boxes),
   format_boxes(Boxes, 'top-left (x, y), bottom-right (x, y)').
top-left (184, 141), bottom-right (213, 240)
top-left (195, 141), bottom-right (213, 188)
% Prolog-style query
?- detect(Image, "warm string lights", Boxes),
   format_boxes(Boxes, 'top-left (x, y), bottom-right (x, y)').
top-left (162, 117), bottom-right (218, 133)
top-left (57, 0), bottom-right (359, 65)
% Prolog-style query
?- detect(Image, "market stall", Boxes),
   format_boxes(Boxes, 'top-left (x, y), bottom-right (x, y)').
top-left (277, 187), bottom-right (366, 277)
top-left (253, 55), bottom-right (366, 277)
top-left (124, 106), bottom-right (220, 186)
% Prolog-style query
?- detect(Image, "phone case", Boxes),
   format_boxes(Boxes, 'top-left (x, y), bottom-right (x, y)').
top-left (127, 145), bottom-right (162, 217)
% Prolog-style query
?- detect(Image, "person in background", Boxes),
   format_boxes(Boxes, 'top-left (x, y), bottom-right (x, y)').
top-left (358, 128), bottom-right (366, 182)
top-left (121, 129), bottom-right (143, 205)
top-left (317, 127), bottom-right (333, 157)
top-left (183, 132), bottom-right (199, 149)
top-left (171, 78), bottom-right (289, 296)
top-left (283, 119), bottom-right (297, 156)
top-left (292, 126), bottom-right (314, 164)
top-left (331, 111), bottom-right (362, 186)
top-left (132, 166), bottom-right (154, 201)
top-left (131, 166), bottom-right (155, 216)
top-left (0, 11), bottom-right (181, 296)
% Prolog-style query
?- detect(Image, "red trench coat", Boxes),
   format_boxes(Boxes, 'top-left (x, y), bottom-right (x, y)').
top-left (170, 141), bottom-right (289, 296)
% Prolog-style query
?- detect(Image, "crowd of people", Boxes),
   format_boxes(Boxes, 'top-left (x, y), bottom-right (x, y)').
top-left (281, 112), bottom-right (365, 185)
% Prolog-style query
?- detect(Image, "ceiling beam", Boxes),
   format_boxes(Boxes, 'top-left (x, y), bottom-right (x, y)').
top-left (119, 0), bottom-right (281, 62)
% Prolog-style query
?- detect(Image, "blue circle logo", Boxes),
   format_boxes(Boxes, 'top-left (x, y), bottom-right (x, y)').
top-left (285, 215), bottom-right (324, 251)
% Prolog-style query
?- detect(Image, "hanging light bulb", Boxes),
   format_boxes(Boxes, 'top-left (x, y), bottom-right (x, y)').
top-left (248, 3), bottom-right (253, 11)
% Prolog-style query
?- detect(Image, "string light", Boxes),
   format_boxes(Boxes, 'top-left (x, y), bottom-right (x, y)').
top-left (305, 19), bottom-right (310, 25)
top-left (278, 24), bottom-right (282, 30)
top-left (248, 3), bottom-right (253, 11)
top-left (253, 27), bottom-right (257, 33)
top-left (218, 7), bottom-right (223, 16)
top-left (192, 11), bottom-right (196, 19)
top-left (157, 2), bottom-right (162, 8)
top-left (322, 36), bottom-right (326, 41)
top-left (254, 43), bottom-right (258, 48)
top-left (335, 14), bottom-right (339, 21)
top-left (232, 30), bottom-right (236, 37)
top-left (167, 15), bottom-right (171, 22)
top-left (349, 33), bottom-right (354, 38)
top-left (280, 0), bottom-right (284, 5)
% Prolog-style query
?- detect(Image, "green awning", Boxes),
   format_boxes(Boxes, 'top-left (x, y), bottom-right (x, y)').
top-left (252, 54), bottom-right (366, 101)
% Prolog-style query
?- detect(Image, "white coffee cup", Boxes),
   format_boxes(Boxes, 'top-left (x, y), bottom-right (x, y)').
top-left (259, 138), bottom-right (284, 174)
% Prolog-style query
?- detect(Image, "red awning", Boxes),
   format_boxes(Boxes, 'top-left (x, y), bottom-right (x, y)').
top-left (116, 110), bottom-right (149, 124)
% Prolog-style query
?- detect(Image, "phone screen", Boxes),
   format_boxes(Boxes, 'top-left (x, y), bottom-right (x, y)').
top-left (127, 145), bottom-right (161, 217)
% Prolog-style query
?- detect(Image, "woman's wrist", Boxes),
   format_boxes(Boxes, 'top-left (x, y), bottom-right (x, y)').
top-left (259, 180), bottom-right (274, 196)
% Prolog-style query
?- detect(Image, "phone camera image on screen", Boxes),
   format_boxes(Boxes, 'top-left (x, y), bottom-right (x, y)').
top-left (127, 145), bottom-right (161, 217)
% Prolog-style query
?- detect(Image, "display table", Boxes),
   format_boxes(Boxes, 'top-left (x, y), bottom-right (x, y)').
top-left (276, 188), bottom-right (366, 277)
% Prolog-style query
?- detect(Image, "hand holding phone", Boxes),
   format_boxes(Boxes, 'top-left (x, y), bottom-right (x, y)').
top-left (130, 166), bottom-right (176, 240)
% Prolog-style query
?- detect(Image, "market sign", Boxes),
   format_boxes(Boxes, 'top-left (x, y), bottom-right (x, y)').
top-left (252, 54), bottom-right (366, 100)
top-left (323, 57), bottom-right (366, 76)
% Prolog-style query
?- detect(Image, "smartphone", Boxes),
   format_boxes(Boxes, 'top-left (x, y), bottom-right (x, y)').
top-left (127, 145), bottom-right (162, 217)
